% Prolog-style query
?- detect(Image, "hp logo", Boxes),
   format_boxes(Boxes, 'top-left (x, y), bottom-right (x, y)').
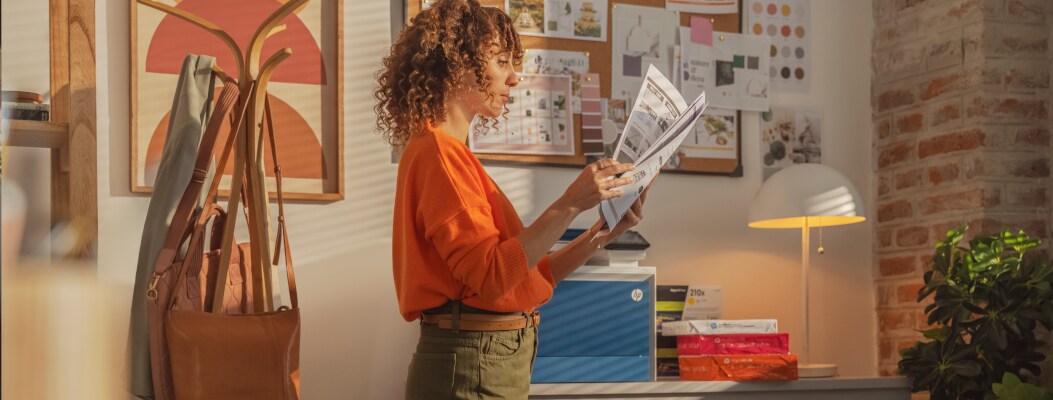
top-left (631, 289), bottom-right (643, 302)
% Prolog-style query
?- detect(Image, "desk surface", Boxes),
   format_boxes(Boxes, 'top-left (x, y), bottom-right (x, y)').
top-left (530, 377), bottom-right (912, 399)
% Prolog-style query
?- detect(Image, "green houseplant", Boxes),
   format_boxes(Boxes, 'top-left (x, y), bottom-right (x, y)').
top-left (992, 371), bottom-right (1053, 400)
top-left (898, 227), bottom-right (1053, 399)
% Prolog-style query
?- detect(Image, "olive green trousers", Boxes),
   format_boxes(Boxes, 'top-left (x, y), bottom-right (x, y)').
top-left (405, 324), bottom-right (538, 400)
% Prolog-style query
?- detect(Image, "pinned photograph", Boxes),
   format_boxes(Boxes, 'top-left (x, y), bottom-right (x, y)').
top-left (546, 1), bottom-right (573, 32)
top-left (574, 2), bottom-right (602, 38)
top-left (760, 106), bottom-right (822, 180)
top-left (679, 108), bottom-right (737, 160)
top-left (510, 0), bottom-right (545, 33)
top-left (715, 60), bottom-right (735, 86)
top-left (513, 0), bottom-right (607, 41)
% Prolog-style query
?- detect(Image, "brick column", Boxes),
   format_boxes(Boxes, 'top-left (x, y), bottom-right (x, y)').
top-left (871, 0), bottom-right (1051, 378)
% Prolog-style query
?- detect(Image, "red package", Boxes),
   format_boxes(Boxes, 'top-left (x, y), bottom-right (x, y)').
top-left (679, 354), bottom-right (798, 381)
top-left (676, 333), bottom-right (790, 355)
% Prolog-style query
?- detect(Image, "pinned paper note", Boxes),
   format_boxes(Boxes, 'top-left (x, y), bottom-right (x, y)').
top-left (690, 16), bottom-right (713, 46)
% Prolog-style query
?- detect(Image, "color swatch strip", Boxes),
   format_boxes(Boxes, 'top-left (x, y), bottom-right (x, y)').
top-left (579, 73), bottom-right (605, 156)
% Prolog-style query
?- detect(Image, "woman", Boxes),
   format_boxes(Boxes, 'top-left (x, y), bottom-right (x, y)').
top-left (374, 1), bottom-right (648, 398)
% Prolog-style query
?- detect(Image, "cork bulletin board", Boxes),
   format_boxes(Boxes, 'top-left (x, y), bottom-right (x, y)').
top-left (402, 0), bottom-right (743, 176)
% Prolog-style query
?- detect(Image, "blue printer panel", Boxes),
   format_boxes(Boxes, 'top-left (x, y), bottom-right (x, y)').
top-left (536, 280), bottom-right (652, 357)
top-left (531, 356), bottom-right (650, 383)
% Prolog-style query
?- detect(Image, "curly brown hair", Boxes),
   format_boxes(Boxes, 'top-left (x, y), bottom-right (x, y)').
top-left (374, 0), bottom-right (523, 148)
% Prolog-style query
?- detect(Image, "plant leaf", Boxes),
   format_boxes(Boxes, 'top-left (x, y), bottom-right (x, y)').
top-left (951, 360), bottom-right (982, 377)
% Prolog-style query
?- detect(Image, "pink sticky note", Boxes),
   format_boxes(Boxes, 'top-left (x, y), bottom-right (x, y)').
top-left (690, 16), bottom-right (713, 46)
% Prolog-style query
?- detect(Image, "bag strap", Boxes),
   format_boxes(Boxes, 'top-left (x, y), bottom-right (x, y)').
top-left (191, 84), bottom-right (254, 313)
top-left (263, 94), bottom-right (298, 309)
top-left (206, 93), bottom-right (298, 311)
top-left (206, 204), bottom-right (227, 251)
top-left (148, 77), bottom-right (240, 306)
top-left (162, 80), bottom-right (253, 311)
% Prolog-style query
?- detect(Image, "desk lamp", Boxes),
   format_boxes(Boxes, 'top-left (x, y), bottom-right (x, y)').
top-left (748, 163), bottom-right (865, 378)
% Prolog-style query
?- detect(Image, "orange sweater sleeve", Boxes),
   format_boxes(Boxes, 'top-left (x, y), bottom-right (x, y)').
top-left (536, 255), bottom-right (555, 287)
top-left (425, 207), bottom-right (531, 302)
top-left (417, 146), bottom-right (534, 302)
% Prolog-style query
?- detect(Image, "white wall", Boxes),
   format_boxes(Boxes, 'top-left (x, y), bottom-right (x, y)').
top-left (3, 0), bottom-right (875, 398)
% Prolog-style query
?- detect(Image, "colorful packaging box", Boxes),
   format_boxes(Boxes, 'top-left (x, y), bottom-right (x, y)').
top-left (661, 319), bottom-right (778, 336)
top-left (676, 333), bottom-right (790, 355)
top-left (656, 335), bottom-right (680, 377)
top-left (656, 285), bottom-right (687, 377)
top-left (678, 354), bottom-right (799, 381)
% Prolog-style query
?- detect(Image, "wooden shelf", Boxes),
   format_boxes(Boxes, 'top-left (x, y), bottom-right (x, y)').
top-left (4, 120), bottom-right (69, 149)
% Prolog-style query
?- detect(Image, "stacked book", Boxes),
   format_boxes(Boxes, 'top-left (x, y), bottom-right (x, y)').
top-left (661, 319), bottom-right (798, 381)
top-left (2, 91), bottom-right (49, 121)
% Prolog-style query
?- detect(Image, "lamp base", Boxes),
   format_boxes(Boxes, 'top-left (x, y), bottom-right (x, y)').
top-left (799, 363), bottom-right (837, 378)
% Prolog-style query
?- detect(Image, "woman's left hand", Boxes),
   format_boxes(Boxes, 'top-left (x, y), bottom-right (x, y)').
top-left (591, 181), bottom-right (651, 248)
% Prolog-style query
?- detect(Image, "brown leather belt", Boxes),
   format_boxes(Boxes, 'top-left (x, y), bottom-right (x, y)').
top-left (422, 311), bottom-right (540, 331)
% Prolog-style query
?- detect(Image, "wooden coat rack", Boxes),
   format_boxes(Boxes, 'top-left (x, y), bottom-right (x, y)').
top-left (136, 0), bottom-right (309, 312)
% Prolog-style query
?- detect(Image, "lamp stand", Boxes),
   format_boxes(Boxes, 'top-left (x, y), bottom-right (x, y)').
top-left (800, 219), bottom-right (837, 378)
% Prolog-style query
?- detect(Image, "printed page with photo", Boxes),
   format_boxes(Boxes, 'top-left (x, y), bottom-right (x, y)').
top-left (611, 65), bottom-right (688, 164)
top-left (601, 65), bottom-right (708, 228)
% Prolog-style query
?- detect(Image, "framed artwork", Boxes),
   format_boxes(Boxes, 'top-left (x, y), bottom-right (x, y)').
top-left (131, 0), bottom-right (343, 200)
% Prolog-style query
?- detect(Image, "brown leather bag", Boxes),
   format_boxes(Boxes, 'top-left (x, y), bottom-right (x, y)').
top-left (146, 80), bottom-right (246, 400)
top-left (147, 81), bottom-right (301, 400)
top-left (175, 204), bottom-right (254, 314)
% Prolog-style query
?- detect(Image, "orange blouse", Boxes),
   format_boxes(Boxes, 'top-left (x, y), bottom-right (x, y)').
top-left (392, 124), bottom-right (555, 321)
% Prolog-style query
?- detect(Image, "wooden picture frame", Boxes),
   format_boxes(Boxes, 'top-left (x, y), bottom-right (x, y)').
top-left (400, 0), bottom-right (742, 176)
top-left (131, 0), bottom-right (344, 200)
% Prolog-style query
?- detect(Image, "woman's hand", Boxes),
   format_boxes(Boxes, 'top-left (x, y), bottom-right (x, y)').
top-left (592, 179), bottom-right (652, 247)
top-left (559, 159), bottom-right (636, 213)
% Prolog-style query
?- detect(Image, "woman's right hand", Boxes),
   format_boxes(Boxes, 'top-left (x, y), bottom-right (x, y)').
top-left (559, 158), bottom-right (636, 213)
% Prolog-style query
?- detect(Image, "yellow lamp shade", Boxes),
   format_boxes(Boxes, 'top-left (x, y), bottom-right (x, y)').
top-left (748, 164), bottom-right (865, 229)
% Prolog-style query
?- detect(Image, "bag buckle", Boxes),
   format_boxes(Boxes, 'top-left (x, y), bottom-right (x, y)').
top-left (146, 271), bottom-right (166, 300)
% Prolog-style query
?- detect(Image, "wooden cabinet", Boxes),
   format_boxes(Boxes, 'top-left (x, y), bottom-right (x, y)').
top-left (3, 0), bottom-right (96, 258)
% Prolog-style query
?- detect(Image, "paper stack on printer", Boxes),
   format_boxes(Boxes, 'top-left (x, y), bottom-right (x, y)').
top-left (550, 229), bottom-right (650, 267)
top-left (600, 65), bottom-right (708, 229)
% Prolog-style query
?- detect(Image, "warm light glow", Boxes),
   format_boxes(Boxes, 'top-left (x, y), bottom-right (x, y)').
top-left (750, 186), bottom-right (865, 228)
top-left (748, 215), bottom-right (866, 229)
top-left (748, 164), bottom-right (866, 230)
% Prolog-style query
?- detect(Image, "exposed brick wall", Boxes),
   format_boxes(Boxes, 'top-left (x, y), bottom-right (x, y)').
top-left (1044, 0), bottom-right (1053, 388)
top-left (872, 0), bottom-right (1052, 382)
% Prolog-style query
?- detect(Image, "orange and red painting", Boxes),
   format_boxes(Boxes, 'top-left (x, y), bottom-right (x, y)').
top-left (132, 0), bottom-right (342, 199)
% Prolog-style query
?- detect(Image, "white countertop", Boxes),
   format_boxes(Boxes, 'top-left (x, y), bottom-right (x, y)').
top-left (530, 376), bottom-right (911, 395)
